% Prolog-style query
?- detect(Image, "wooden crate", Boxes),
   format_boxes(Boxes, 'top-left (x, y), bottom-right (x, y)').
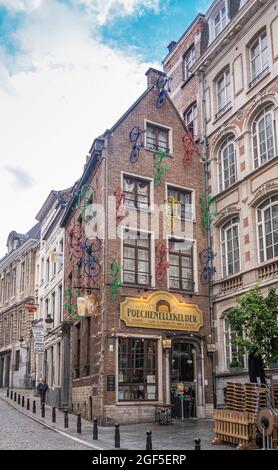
top-left (212, 409), bottom-right (257, 450)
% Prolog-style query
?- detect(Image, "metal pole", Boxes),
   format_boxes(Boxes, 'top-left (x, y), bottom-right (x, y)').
top-left (10, 390), bottom-right (13, 400)
top-left (93, 418), bottom-right (98, 440)
top-left (52, 407), bottom-right (56, 423)
top-left (64, 409), bottom-right (69, 428)
top-left (41, 403), bottom-right (45, 418)
top-left (18, 394), bottom-right (21, 405)
top-left (146, 430), bottom-right (152, 450)
top-left (6, 388), bottom-right (9, 397)
top-left (27, 398), bottom-right (30, 411)
top-left (194, 438), bottom-right (201, 450)
top-left (22, 396), bottom-right (25, 407)
top-left (115, 423), bottom-right (120, 448)
top-left (77, 413), bottom-right (82, 433)
top-left (14, 392), bottom-right (17, 402)
top-left (33, 400), bottom-right (36, 413)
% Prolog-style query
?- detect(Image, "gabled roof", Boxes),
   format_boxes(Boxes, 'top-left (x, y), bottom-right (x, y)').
top-left (35, 187), bottom-right (72, 222)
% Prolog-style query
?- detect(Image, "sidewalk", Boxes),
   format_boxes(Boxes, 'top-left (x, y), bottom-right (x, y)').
top-left (1, 389), bottom-right (233, 450)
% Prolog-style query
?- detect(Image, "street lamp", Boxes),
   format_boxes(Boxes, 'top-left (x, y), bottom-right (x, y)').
top-left (45, 314), bottom-right (54, 331)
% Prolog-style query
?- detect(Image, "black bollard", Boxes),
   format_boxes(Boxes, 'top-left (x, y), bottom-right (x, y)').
top-left (14, 392), bottom-right (17, 402)
top-left (194, 438), bottom-right (201, 450)
top-left (18, 394), bottom-right (21, 405)
top-left (77, 413), bottom-right (82, 434)
top-left (10, 391), bottom-right (13, 400)
top-left (22, 396), bottom-right (25, 407)
top-left (115, 423), bottom-right (120, 448)
top-left (146, 430), bottom-right (152, 450)
top-left (64, 409), bottom-right (69, 428)
top-left (33, 400), bottom-right (36, 414)
top-left (52, 407), bottom-right (56, 423)
top-left (93, 418), bottom-right (98, 440)
top-left (41, 403), bottom-right (45, 418)
top-left (6, 388), bottom-right (9, 397)
top-left (27, 398), bottom-right (30, 411)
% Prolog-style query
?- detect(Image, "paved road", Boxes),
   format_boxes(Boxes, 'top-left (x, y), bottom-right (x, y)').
top-left (0, 398), bottom-right (89, 450)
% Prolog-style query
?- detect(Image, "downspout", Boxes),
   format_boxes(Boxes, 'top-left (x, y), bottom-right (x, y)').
top-left (200, 68), bottom-right (217, 408)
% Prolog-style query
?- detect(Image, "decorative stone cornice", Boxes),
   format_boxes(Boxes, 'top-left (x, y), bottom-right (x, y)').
top-left (250, 179), bottom-right (278, 207)
top-left (214, 205), bottom-right (239, 227)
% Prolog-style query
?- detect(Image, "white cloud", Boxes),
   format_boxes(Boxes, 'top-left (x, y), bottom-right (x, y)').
top-left (0, 0), bottom-right (161, 255)
top-left (75, 0), bottom-right (160, 25)
top-left (0, 0), bottom-right (43, 12)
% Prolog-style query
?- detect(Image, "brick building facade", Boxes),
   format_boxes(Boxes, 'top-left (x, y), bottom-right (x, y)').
top-left (61, 68), bottom-right (214, 424)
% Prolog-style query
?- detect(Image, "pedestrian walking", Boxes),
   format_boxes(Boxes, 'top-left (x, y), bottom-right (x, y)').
top-left (37, 377), bottom-right (49, 408)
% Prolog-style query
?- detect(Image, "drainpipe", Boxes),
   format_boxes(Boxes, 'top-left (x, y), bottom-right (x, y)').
top-left (200, 68), bottom-right (217, 408)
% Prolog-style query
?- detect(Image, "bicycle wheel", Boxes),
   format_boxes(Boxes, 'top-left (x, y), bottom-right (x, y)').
top-left (69, 224), bottom-right (84, 241)
top-left (130, 146), bottom-right (140, 164)
top-left (83, 237), bottom-right (102, 254)
top-left (156, 92), bottom-right (166, 109)
top-left (156, 75), bottom-right (166, 89)
top-left (129, 126), bottom-right (141, 143)
top-left (71, 241), bottom-right (83, 259)
top-left (199, 249), bottom-right (209, 265)
top-left (84, 258), bottom-right (101, 277)
top-left (200, 270), bottom-right (209, 285)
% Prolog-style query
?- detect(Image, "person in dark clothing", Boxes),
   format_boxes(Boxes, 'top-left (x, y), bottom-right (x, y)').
top-left (37, 377), bottom-right (49, 407)
top-left (248, 352), bottom-right (266, 384)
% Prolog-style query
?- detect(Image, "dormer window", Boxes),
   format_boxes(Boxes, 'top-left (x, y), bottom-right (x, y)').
top-left (214, 5), bottom-right (226, 38)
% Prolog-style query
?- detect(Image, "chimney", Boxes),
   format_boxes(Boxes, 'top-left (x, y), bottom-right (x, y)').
top-left (167, 41), bottom-right (176, 53)
top-left (145, 67), bottom-right (165, 88)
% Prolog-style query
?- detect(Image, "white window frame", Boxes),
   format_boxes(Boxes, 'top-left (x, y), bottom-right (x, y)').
top-left (224, 318), bottom-right (247, 371)
top-left (216, 68), bottom-right (231, 115)
top-left (184, 46), bottom-right (195, 80)
top-left (144, 119), bottom-right (173, 156)
top-left (166, 236), bottom-right (198, 293)
top-left (252, 105), bottom-right (276, 169)
top-left (166, 183), bottom-right (196, 222)
top-left (250, 31), bottom-right (269, 85)
top-left (221, 217), bottom-right (241, 278)
top-left (256, 195), bottom-right (278, 263)
top-left (219, 137), bottom-right (237, 192)
top-left (184, 102), bottom-right (198, 138)
top-left (121, 171), bottom-right (154, 213)
top-left (214, 3), bottom-right (227, 38)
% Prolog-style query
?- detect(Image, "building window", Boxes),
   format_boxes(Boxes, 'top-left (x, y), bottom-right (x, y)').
top-left (184, 46), bottom-right (195, 80)
top-left (252, 105), bottom-right (275, 169)
top-left (214, 4), bottom-right (226, 38)
top-left (146, 123), bottom-right (170, 153)
top-left (250, 31), bottom-right (269, 87)
top-left (224, 318), bottom-right (245, 370)
top-left (169, 239), bottom-right (194, 292)
top-left (123, 175), bottom-right (150, 211)
top-left (85, 317), bottom-right (91, 377)
top-left (57, 240), bottom-right (64, 268)
top-left (184, 103), bottom-right (197, 138)
top-left (51, 292), bottom-right (56, 322)
top-left (219, 137), bottom-right (237, 191)
top-left (216, 69), bottom-right (231, 116)
top-left (75, 323), bottom-right (81, 379)
top-left (118, 338), bottom-right (157, 401)
top-left (45, 298), bottom-right (49, 318)
top-left (257, 195), bottom-right (278, 263)
top-left (40, 257), bottom-right (44, 283)
top-left (58, 284), bottom-right (63, 322)
top-left (46, 258), bottom-right (50, 283)
top-left (11, 268), bottom-right (16, 298)
top-left (14, 350), bottom-right (20, 371)
top-left (123, 231), bottom-right (151, 287)
top-left (20, 262), bottom-right (25, 293)
top-left (168, 187), bottom-right (193, 220)
top-left (221, 217), bottom-right (240, 277)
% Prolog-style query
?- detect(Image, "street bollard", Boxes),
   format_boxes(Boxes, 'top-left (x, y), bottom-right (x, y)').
top-left (27, 398), bottom-right (30, 411)
top-left (6, 388), bottom-right (9, 397)
top-left (22, 396), bottom-right (25, 407)
top-left (14, 392), bottom-right (17, 402)
top-left (194, 438), bottom-right (201, 450)
top-left (10, 391), bottom-right (13, 400)
top-left (18, 394), bottom-right (21, 405)
top-left (77, 413), bottom-right (82, 434)
top-left (64, 409), bottom-right (69, 428)
top-left (52, 407), bottom-right (56, 423)
top-left (41, 403), bottom-right (45, 418)
top-left (146, 430), bottom-right (152, 450)
top-left (93, 418), bottom-right (98, 440)
top-left (33, 400), bottom-right (36, 414)
top-left (115, 423), bottom-right (120, 448)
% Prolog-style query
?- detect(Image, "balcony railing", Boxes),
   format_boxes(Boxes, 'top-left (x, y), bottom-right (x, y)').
top-left (221, 275), bottom-right (243, 294)
top-left (258, 260), bottom-right (278, 281)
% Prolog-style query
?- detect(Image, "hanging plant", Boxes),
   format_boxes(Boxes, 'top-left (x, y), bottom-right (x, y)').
top-left (199, 193), bottom-right (217, 231)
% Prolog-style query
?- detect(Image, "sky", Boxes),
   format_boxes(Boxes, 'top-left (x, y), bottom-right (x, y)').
top-left (0, 0), bottom-right (211, 257)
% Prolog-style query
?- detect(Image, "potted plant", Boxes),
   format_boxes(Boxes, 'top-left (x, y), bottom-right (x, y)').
top-left (229, 359), bottom-right (243, 372)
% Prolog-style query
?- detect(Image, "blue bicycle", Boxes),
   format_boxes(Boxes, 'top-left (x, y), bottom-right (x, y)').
top-left (156, 74), bottom-right (173, 109)
top-left (129, 126), bottom-right (146, 163)
top-left (199, 249), bottom-right (216, 285)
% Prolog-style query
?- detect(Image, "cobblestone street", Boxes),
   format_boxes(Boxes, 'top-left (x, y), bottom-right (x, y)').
top-left (0, 391), bottom-right (232, 450)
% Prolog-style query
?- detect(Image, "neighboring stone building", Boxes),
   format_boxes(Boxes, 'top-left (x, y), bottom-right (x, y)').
top-left (35, 188), bottom-right (72, 408)
top-left (0, 224), bottom-right (40, 389)
top-left (61, 68), bottom-right (214, 424)
top-left (166, 0), bottom-right (278, 405)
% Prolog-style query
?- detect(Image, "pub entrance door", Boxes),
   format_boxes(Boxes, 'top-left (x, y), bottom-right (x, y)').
top-left (170, 341), bottom-right (196, 419)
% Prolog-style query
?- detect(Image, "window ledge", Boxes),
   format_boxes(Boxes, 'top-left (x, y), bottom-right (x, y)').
top-left (145, 148), bottom-right (173, 158)
top-left (181, 74), bottom-right (194, 89)
top-left (214, 103), bottom-right (232, 123)
top-left (248, 68), bottom-right (270, 92)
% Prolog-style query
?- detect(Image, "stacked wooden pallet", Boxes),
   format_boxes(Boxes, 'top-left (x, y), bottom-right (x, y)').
top-left (272, 380), bottom-right (278, 408)
top-left (213, 409), bottom-right (257, 450)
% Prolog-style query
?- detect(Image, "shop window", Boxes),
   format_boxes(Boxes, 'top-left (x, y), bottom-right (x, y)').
top-left (146, 123), bottom-right (170, 153)
top-left (123, 175), bottom-right (150, 211)
top-left (118, 338), bottom-right (157, 401)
